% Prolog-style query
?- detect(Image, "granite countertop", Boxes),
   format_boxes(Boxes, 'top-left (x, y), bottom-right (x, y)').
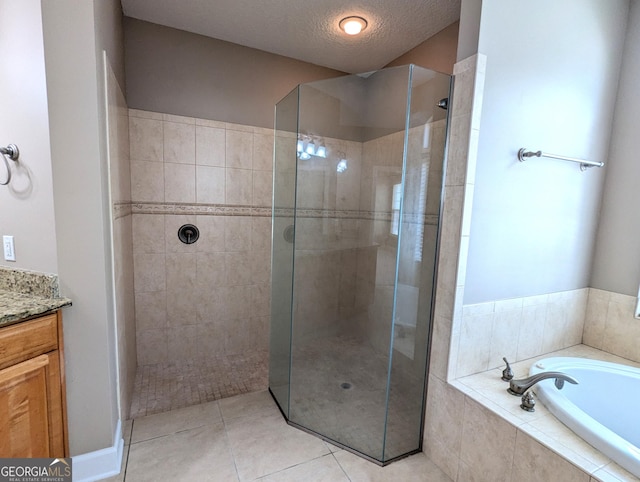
top-left (0, 290), bottom-right (72, 327)
top-left (0, 266), bottom-right (72, 327)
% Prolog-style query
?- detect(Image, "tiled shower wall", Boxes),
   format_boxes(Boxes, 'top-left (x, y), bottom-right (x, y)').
top-left (447, 284), bottom-right (640, 380)
top-left (129, 109), bottom-right (272, 365)
top-left (453, 289), bottom-right (588, 378)
top-left (358, 123), bottom-right (446, 357)
top-left (452, 286), bottom-right (640, 378)
top-left (288, 120), bottom-right (446, 355)
top-left (584, 288), bottom-right (640, 363)
top-left (129, 103), bottom-right (448, 368)
top-left (283, 134), bottom-right (367, 345)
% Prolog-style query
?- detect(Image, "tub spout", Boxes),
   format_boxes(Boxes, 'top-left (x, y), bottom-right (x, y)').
top-left (507, 371), bottom-right (578, 396)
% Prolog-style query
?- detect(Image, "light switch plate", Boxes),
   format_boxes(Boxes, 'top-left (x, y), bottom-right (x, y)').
top-left (3, 235), bottom-right (15, 261)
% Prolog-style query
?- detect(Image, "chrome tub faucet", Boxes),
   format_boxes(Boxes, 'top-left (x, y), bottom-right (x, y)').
top-left (507, 371), bottom-right (578, 396)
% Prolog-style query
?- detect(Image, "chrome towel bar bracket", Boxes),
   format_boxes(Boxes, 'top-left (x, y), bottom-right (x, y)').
top-left (0, 144), bottom-right (19, 186)
top-left (518, 148), bottom-right (604, 171)
top-left (0, 144), bottom-right (19, 161)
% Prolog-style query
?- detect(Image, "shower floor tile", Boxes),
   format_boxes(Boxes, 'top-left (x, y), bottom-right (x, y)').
top-left (288, 334), bottom-right (425, 461)
top-left (129, 349), bottom-right (268, 418)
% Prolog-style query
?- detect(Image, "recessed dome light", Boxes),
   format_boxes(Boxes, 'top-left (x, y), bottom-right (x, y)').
top-left (339, 16), bottom-right (368, 36)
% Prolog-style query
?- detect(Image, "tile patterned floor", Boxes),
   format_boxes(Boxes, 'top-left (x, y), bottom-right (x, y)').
top-left (129, 349), bottom-right (269, 418)
top-left (105, 390), bottom-right (452, 482)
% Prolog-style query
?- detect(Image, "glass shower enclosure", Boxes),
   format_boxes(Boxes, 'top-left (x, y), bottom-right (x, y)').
top-left (269, 64), bottom-right (452, 465)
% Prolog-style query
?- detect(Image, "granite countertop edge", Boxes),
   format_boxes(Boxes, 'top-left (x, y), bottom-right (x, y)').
top-left (0, 267), bottom-right (72, 327)
top-left (0, 290), bottom-right (72, 328)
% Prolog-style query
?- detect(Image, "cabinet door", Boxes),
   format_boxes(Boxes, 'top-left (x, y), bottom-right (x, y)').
top-left (0, 353), bottom-right (63, 457)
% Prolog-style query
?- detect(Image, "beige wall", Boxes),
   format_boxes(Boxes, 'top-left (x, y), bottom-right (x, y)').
top-left (41, 0), bottom-right (123, 454)
top-left (385, 22), bottom-right (459, 74)
top-left (465, 0), bottom-right (629, 304)
top-left (95, 0), bottom-right (126, 92)
top-left (456, 0), bottom-right (482, 62)
top-left (1, 0), bottom-right (126, 456)
top-left (591, 0), bottom-right (640, 296)
top-left (123, 18), bottom-right (345, 129)
top-left (0, 0), bottom-right (57, 273)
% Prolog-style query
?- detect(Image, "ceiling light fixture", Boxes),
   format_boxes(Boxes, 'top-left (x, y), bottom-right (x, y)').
top-left (339, 16), bottom-right (368, 36)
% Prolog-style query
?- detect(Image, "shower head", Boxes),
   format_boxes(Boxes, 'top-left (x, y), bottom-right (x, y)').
top-left (437, 98), bottom-right (449, 110)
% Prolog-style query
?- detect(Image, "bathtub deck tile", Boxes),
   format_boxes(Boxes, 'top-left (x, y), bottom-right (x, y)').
top-left (521, 418), bottom-right (608, 475)
top-left (456, 345), bottom-right (639, 482)
top-left (592, 461), bottom-right (640, 482)
top-left (528, 414), bottom-right (611, 468)
top-left (457, 368), bottom-right (551, 425)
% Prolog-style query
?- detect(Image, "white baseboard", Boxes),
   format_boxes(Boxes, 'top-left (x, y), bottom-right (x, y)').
top-left (72, 419), bottom-right (124, 482)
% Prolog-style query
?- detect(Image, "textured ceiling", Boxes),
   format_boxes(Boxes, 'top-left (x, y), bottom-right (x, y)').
top-left (121, 0), bottom-right (461, 73)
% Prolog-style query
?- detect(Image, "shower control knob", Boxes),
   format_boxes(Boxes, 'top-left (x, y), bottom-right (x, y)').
top-left (283, 224), bottom-right (295, 243)
top-left (178, 224), bottom-right (199, 244)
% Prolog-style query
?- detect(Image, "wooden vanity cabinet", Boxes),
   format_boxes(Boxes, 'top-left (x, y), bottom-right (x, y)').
top-left (0, 311), bottom-right (68, 457)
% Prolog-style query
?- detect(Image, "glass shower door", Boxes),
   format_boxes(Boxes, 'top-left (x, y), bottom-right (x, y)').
top-left (269, 87), bottom-right (299, 416)
top-left (383, 66), bottom-right (451, 460)
top-left (270, 64), bottom-right (452, 464)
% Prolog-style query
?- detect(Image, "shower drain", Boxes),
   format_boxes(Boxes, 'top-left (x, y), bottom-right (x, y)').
top-left (340, 382), bottom-right (352, 390)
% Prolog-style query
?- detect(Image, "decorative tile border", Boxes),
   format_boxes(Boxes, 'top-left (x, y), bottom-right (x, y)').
top-left (131, 202), bottom-right (270, 217)
top-left (115, 201), bottom-right (438, 225)
top-left (113, 202), bottom-right (132, 220)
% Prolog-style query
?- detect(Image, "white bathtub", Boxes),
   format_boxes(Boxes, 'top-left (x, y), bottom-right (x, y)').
top-left (530, 357), bottom-right (640, 477)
